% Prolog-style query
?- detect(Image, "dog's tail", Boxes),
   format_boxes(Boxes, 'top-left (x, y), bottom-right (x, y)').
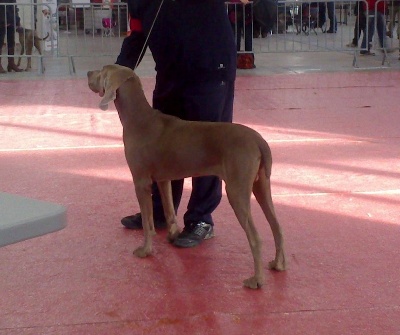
top-left (257, 136), bottom-right (273, 178)
top-left (38, 33), bottom-right (50, 41)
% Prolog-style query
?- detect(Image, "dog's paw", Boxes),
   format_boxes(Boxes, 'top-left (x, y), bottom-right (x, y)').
top-left (243, 276), bottom-right (264, 289)
top-left (268, 258), bottom-right (286, 271)
top-left (166, 224), bottom-right (181, 243)
top-left (133, 246), bottom-right (152, 258)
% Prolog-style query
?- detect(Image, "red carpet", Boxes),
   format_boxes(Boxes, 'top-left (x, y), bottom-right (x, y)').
top-left (0, 71), bottom-right (399, 334)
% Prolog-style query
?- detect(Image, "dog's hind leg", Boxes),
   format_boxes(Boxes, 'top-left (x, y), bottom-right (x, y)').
top-left (32, 36), bottom-right (43, 72)
top-left (17, 38), bottom-right (24, 68)
top-left (225, 178), bottom-right (265, 289)
top-left (252, 169), bottom-right (286, 271)
top-left (133, 178), bottom-right (155, 258)
top-left (25, 38), bottom-right (35, 71)
top-left (157, 180), bottom-right (180, 242)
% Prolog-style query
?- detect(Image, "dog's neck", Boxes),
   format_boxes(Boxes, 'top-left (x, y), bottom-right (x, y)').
top-left (114, 78), bottom-right (154, 128)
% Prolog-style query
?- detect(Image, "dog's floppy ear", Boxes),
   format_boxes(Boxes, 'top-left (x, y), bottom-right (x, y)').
top-left (98, 65), bottom-right (135, 111)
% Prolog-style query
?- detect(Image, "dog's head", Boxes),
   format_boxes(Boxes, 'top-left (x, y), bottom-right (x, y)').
top-left (87, 64), bottom-right (135, 110)
top-left (42, 9), bottom-right (51, 19)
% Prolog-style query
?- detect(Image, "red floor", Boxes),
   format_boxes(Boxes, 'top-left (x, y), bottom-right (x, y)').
top-left (1, 71), bottom-right (400, 334)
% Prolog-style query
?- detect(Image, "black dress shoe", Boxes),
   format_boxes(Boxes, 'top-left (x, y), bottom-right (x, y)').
top-left (121, 213), bottom-right (167, 229)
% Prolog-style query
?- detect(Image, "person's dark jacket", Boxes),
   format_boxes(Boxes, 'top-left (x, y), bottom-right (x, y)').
top-left (116, 0), bottom-right (237, 84)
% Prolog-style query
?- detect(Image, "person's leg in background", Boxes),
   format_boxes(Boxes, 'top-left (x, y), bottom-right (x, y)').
top-left (386, 2), bottom-right (397, 37)
top-left (317, 2), bottom-right (327, 31)
top-left (397, 5), bottom-right (400, 59)
top-left (326, 1), bottom-right (337, 33)
top-left (0, 26), bottom-right (6, 73)
top-left (236, 21), bottom-right (243, 51)
top-left (244, 20), bottom-right (253, 51)
top-left (386, 3), bottom-right (400, 39)
top-left (376, 11), bottom-right (387, 49)
top-left (361, 11), bottom-right (375, 54)
top-left (386, 1), bottom-right (400, 38)
top-left (350, 14), bottom-right (361, 46)
top-left (349, 8), bottom-right (366, 46)
top-left (229, 4), bottom-right (243, 52)
top-left (6, 24), bottom-right (22, 72)
top-left (238, 5), bottom-right (255, 69)
top-left (253, 19), bottom-right (260, 38)
top-left (396, 5), bottom-right (400, 39)
top-left (358, 10), bottom-right (367, 42)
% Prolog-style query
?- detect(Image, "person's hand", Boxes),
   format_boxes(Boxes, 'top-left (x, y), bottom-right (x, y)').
top-left (240, 0), bottom-right (250, 4)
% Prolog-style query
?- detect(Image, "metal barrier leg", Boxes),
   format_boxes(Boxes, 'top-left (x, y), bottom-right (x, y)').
top-left (38, 56), bottom-right (44, 74)
top-left (352, 50), bottom-right (359, 67)
top-left (68, 56), bottom-right (76, 74)
top-left (381, 50), bottom-right (390, 66)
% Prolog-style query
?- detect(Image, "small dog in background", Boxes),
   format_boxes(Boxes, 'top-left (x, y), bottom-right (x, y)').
top-left (42, 9), bottom-right (58, 42)
top-left (16, 27), bottom-right (49, 71)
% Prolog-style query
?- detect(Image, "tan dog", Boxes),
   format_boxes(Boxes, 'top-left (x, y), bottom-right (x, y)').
top-left (87, 64), bottom-right (286, 289)
top-left (16, 27), bottom-right (48, 71)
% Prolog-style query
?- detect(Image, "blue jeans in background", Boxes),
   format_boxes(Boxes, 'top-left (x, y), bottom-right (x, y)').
top-left (361, 10), bottom-right (387, 51)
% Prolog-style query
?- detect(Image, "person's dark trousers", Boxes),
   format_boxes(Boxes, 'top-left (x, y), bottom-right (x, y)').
top-left (0, 26), bottom-right (6, 47)
top-left (234, 20), bottom-right (253, 52)
top-left (352, 12), bottom-right (366, 45)
top-left (150, 77), bottom-right (235, 226)
top-left (327, 1), bottom-right (337, 32)
top-left (243, 22), bottom-right (253, 51)
top-left (0, 24), bottom-right (16, 54)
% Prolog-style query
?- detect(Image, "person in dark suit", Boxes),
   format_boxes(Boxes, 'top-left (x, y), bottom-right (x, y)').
top-left (116, 0), bottom-right (237, 248)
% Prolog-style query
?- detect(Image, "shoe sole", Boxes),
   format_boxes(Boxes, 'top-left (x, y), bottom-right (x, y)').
top-left (204, 230), bottom-right (215, 240)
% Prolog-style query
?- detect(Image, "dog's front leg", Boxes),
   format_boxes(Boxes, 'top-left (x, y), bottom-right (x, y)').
top-left (133, 178), bottom-right (155, 258)
top-left (157, 181), bottom-right (180, 242)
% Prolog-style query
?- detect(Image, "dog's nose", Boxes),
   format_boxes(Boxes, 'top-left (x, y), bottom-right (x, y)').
top-left (87, 71), bottom-right (93, 78)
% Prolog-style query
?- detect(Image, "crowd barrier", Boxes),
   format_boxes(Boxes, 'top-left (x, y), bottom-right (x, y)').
top-left (0, 3), bottom-right (53, 73)
top-left (0, 2), bottom-right (128, 74)
top-left (0, 1), bottom-right (399, 74)
top-left (56, 2), bottom-right (128, 73)
top-left (230, 0), bottom-right (399, 67)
